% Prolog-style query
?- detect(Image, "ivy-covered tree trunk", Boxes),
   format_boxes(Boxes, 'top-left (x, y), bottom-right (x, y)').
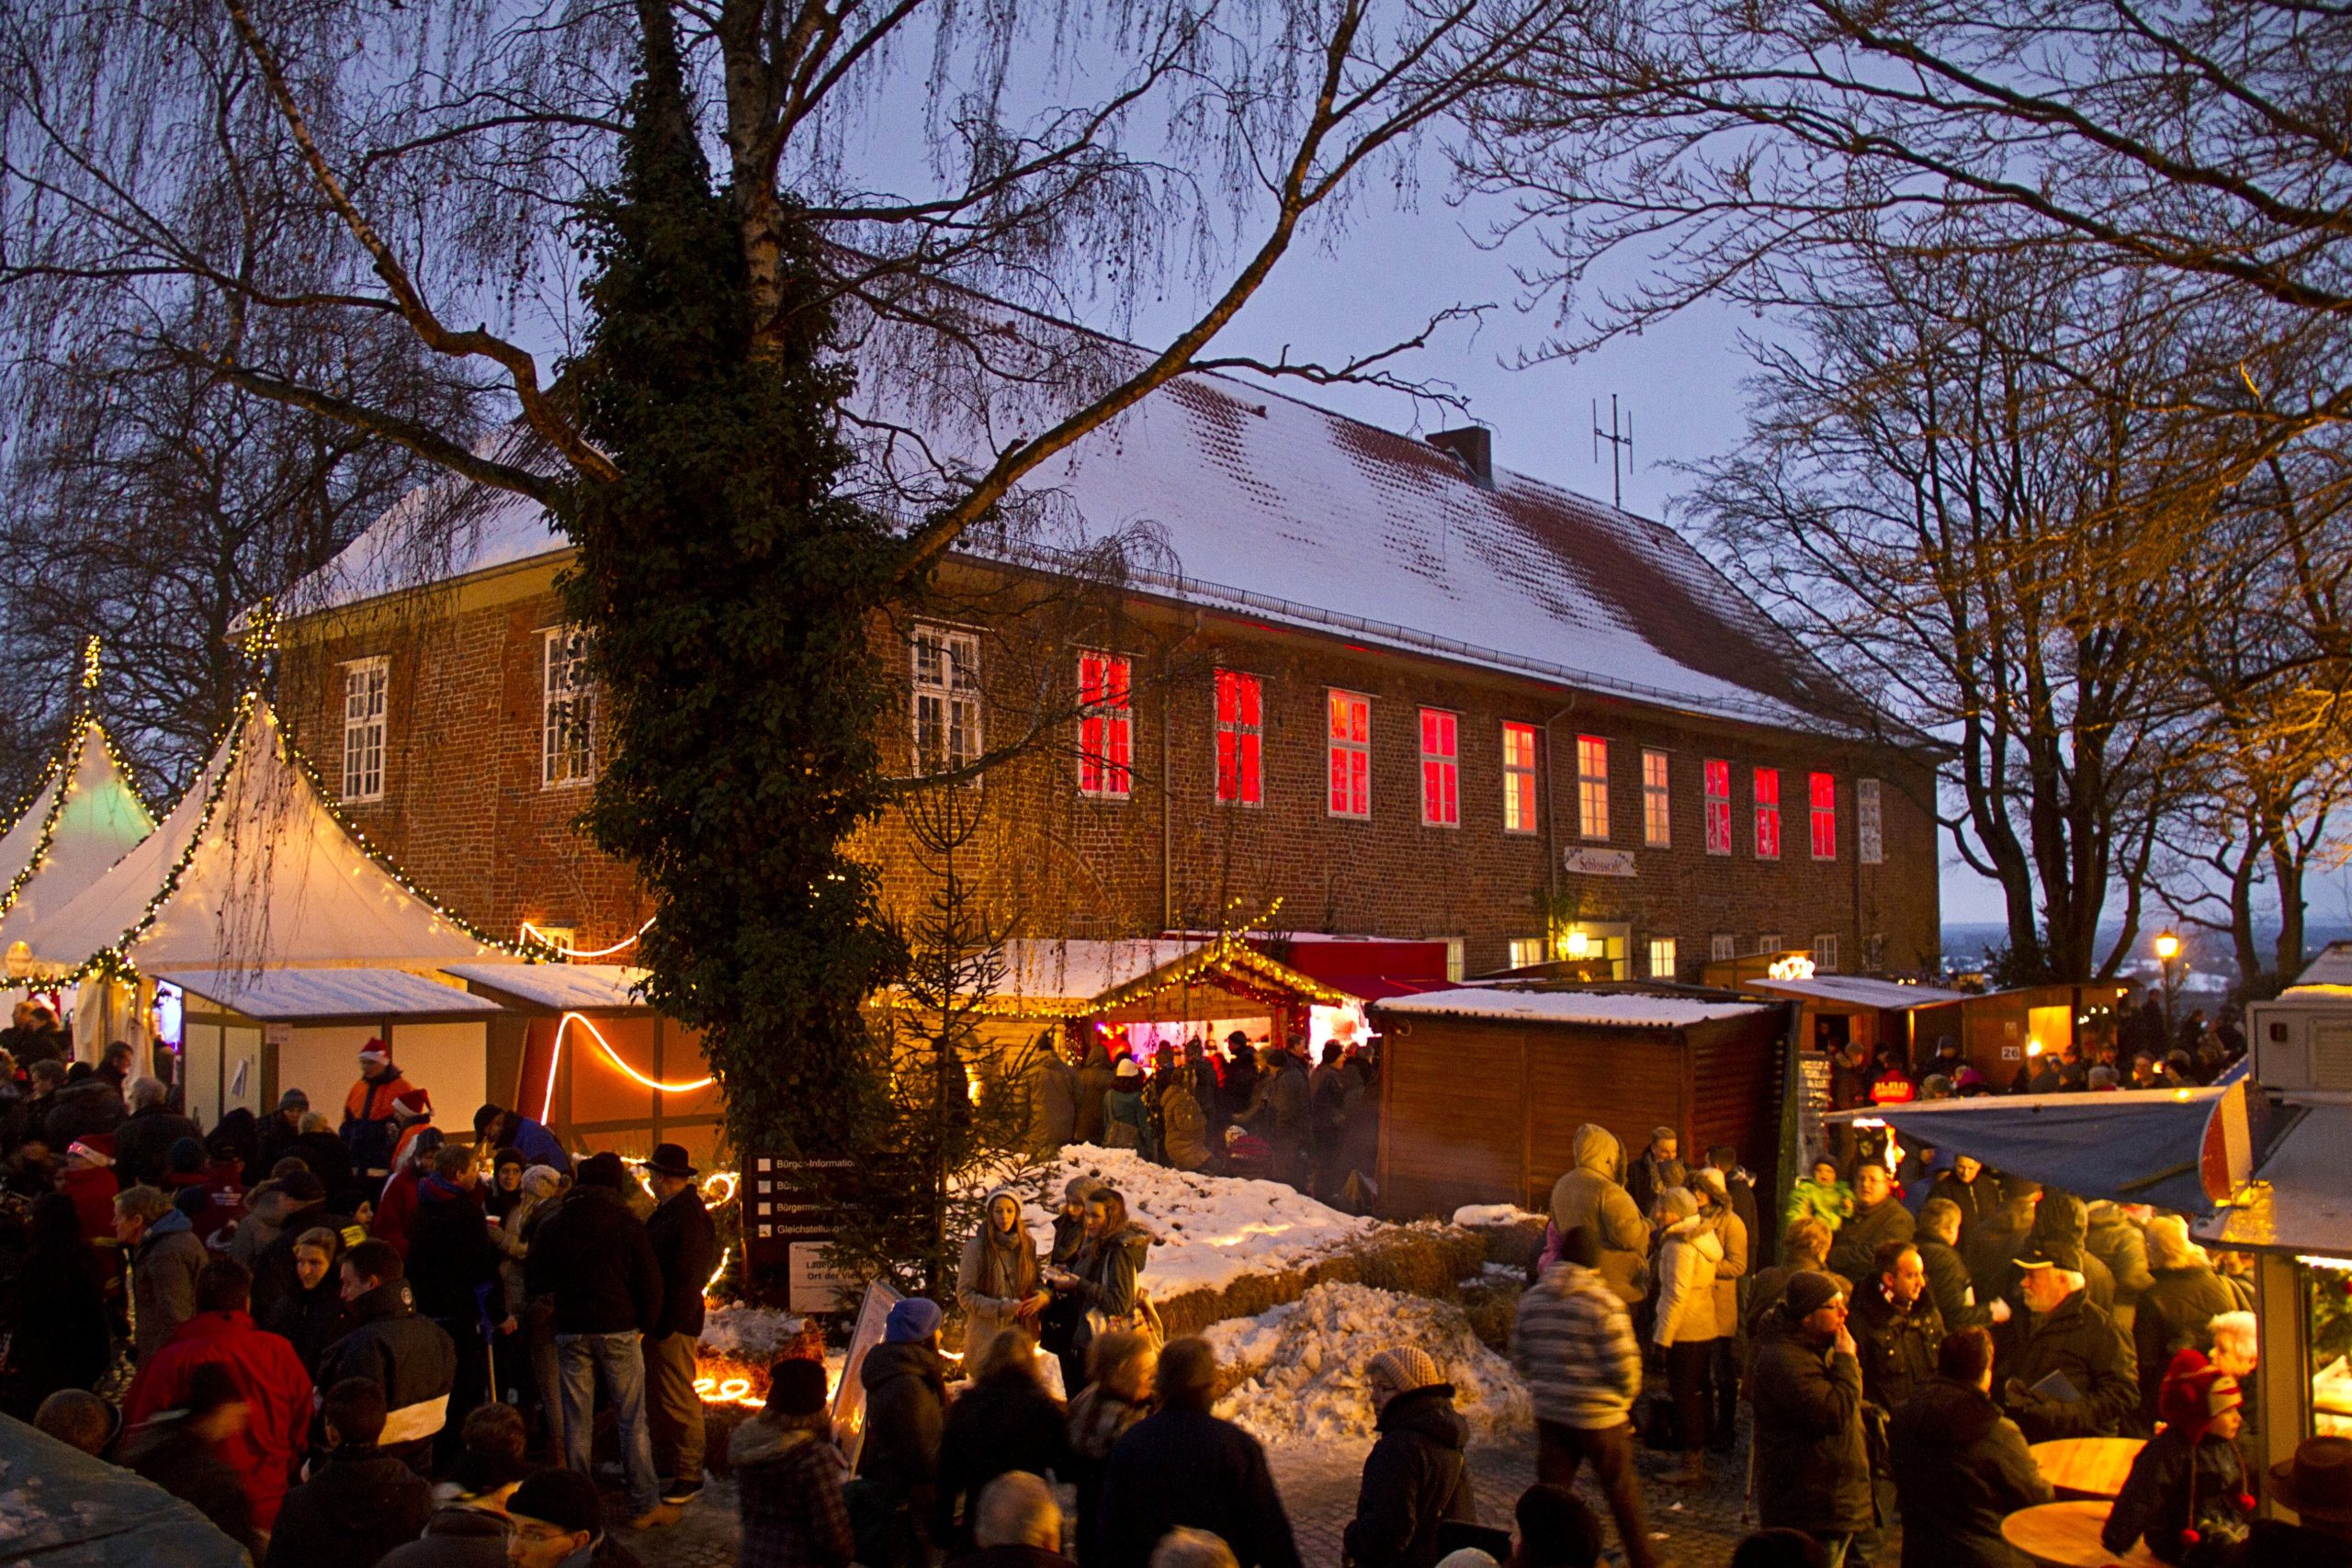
top-left (562, 1), bottom-right (904, 1170)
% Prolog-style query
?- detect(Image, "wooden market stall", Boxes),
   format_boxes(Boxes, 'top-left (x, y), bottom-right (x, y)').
top-left (1367, 982), bottom-right (1791, 1221)
top-left (1739, 972), bottom-right (1970, 1066)
top-left (164, 967), bottom-right (504, 1128)
top-left (982, 935), bottom-right (1353, 1062)
top-left (441, 963), bottom-right (723, 1167)
top-left (1959, 982), bottom-right (2132, 1088)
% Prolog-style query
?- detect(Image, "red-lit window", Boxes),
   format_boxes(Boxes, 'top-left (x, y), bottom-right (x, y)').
top-left (1704, 760), bottom-right (1732, 854)
top-left (1419, 709), bottom-right (1459, 827)
top-left (1078, 652), bottom-right (1132, 800)
top-left (1328, 690), bottom-right (1371, 818)
top-left (1809, 772), bottom-right (1837, 860)
top-left (1501, 723), bottom-right (1538, 833)
top-left (1216, 671), bottom-right (1263, 807)
top-left (1754, 767), bottom-right (1781, 860)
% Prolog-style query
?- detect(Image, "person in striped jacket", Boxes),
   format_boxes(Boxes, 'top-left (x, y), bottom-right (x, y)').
top-left (1511, 1226), bottom-right (1657, 1568)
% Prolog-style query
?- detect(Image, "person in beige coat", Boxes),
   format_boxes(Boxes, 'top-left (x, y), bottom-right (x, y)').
top-left (1547, 1124), bottom-right (1650, 1305)
top-left (1649, 1187), bottom-right (1723, 1483)
top-left (958, 1189), bottom-right (1047, 1360)
top-left (1691, 1166), bottom-right (1748, 1454)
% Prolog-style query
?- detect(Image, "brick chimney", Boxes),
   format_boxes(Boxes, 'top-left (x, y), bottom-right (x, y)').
top-left (1426, 427), bottom-right (1495, 490)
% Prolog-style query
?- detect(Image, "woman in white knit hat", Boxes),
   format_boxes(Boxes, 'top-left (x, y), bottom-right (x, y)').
top-left (1344, 1345), bottom-right (1479, 1568)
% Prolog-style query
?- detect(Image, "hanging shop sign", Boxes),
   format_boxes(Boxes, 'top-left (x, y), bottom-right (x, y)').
top-left (1561, 848), bottom-right (1638, 877)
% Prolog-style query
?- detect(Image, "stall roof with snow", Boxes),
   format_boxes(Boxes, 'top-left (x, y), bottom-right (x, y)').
top-left (14, 695), bottom-right (526, 981)
top-left (0, 716), bottom-right (154, 942)
top-left (164, 966), bottom-right (504, 1022)
top-left (1741, 976), bottom-right (1972, 1011)
top-left (1369, 983), bottom-right (1791, 1220)
top-left (444, 962), bottom-right (650, 1014)
top-left (982, 935), bottom-right (1350, 1021)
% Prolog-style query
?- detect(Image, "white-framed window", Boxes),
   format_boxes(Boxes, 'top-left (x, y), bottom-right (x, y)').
top-left (1754, 766), bottom-right (1781, 859)
top-left (1443, 938), bottom-right (1465, 983)
top-left (1858, 777), bottom-right (1884, 864)
top-left (1813, 932), bottom-right (1839, 972)
top-left (1703, 759), bottom-right (1732, 854)
top-left (1216, 671), bottom-right (1264, 807)
top-left (1509, 937), bottom-right (1547, 970)
top-left (1577, 735), bottom-right (1610, 840)
top-left (340, 658), bottom-right (388, 804)
top-left (1501, 722), bottom-right (1539, 834)
top-left (1809, 772), bottom-right (1838, 860)
top-left (1328, 690), bottom-right (1371, 818)
top-left (540, 626), bottom-right (595, 789)
top-left (1642, 749), bottom-right (1670, 848)
top-left (1648, 938), bottom-right (1679, 979)
top-left (1710, 933), bottom-right (1736, 963)
top-left (1758, 931), bottom-right (1783, 954)
top-left (912, 623), bottom-right (983, 777)
top-left (1419, 708), bottom-right (1459, 827)
top-left (1077, 651), bottom-right (1133, 800)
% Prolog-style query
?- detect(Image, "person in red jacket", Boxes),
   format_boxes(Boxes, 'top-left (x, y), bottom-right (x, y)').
top-left (340, 1043), bottom-right (421, 1183)
top-left (122, 1256), bottom-right (313, 1532)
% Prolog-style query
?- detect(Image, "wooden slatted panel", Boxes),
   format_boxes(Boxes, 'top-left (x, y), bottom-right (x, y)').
top-left (1379, 1017), bottom-right (1525, 1218)
top-left (1525, 1032), bottom-right (1688, 1210)
top-left (1688, 1010), bottom-right (1787, 1209)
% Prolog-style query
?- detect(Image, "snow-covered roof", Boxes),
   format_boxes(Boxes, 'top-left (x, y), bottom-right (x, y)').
top-left (1374, 986), bottom-right (1773, 1028)
top-left (443, 962), bottom-right (650, 1012)
top-left (0, 716), bottom-right (154, 942)
top-left (2291, 942), bottom-right (2352, 990)
top-left (164, 966), bottom-right (503, 1021)
top-left (16, 696), bottom-right (524, 978)
top-left (1744, 976), bottom-right (1971, 1010)
top-left (287, 351), bottom-right (1847, 730)
top-left (994, 939), bottom-right (1215, 1002)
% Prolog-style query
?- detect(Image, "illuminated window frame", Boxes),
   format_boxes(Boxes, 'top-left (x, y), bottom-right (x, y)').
top-left (540, 627), bottom-right (596, 789)
top-left (1419, 708), bottom-right (1460, 828)
top-left (1077, 651), bottom-right (1133, 801)
top-left (341, 657), bottom-right (388, 804)
top-left (1577, 736), bottom-right (1610, 840)
top-left (1328, 690), bottom-right (1372, 819)
top-left (1642, 749), bottom-right (1670, 848)
top-left (1216, 670), bottom-right (1264, 807)
top-left (1703, 759), bottom-right (1732, 855)
top-left (1501, 722), bottom-right (1539, 834)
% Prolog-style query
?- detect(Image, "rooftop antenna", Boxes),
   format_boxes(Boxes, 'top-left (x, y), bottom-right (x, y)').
top-left (1592, 395), bottom-right (1635, 511)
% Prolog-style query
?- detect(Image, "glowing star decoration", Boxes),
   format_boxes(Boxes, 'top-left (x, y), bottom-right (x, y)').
top-left (1768, 954), bottom-right (1816, 981)
top-left (537, 1009), bottom-right (716, 1122)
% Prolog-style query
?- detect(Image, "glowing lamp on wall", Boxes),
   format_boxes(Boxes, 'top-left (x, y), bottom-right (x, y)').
top-left (1564, 929), bottom-right (1590, 960)
top-left (1767, 955), bottom-right (1815, 981)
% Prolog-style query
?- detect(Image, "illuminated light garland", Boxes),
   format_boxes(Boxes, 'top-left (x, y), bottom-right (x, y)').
top-left (537, 1009), bottom-right (715, 1122)
top-left (0, 649), bottom-right (158, 928)
top-left (519, 917), bottom-right (654, 959)
top-left (968, 931), bottom-right (1351, 1021)
top-left (21, 692), bottom-right (551, 991)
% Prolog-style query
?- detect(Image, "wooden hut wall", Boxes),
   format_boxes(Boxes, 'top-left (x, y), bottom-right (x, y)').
top-left (1685, 1010), bottom-right (1791, 1209)
top-left (1378, 1015), bottom-right (1528, 1218)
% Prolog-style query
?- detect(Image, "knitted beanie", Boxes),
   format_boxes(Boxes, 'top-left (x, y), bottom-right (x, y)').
top-left (1366, 1346), bottom-right (1443, 1394)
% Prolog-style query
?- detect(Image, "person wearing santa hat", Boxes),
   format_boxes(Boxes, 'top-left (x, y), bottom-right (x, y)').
top-left (2103, 1356), bottom-right (2255, 1563)
top-left (341, 1040), bottom-right (422, 1182)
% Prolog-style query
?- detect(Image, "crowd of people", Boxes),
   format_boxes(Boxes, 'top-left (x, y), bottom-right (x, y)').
top-left (1024, 1028), bottom-right (1377, 1203)
top-left (0, 1021), bottom-right (717, 1568)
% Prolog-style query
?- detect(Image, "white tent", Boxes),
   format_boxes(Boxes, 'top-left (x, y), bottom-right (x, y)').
top-left (17, 694), bottom-right (525, 982)
top-left (0, 716), bottom-right (154, 944)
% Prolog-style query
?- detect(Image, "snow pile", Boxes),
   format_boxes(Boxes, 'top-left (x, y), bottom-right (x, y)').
top-left (1204, 1281), bottom-right (1530, 1447)
top-left (1001, 1147), bottom-right (1378, 1299)
top-left (700, 1303), bottom-right (808, 1363)
top-left (1453, 1202), bottom-right (1542, 1228)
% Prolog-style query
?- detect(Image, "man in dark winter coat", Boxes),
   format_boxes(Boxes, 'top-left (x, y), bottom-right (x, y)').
top-left (471, 1101), bottom-right (571, 1174)
top-left (317, 1238), bottom-right (458, 1474)
top-left (504, 1470), bottom-right (650, 1568)
top-left (1850, 1241), bottom-right (1946, 1417)
top-left (1031, 1036), bottom-right (1079, 1152)
top-left (1072, 1043), bottom-right (1114, 1145)
top-left (265, 1377), bottom-right (435, 1568)
top-left (1747, 1272), bottom-right (1873, 1562)
top-left (1917, 1199), bottom-right (2004, 1332)
top-left (527, 1150), bottom-right (664, 1525)
top-left (114, 1077), bottom-right (199, 1188)
top-left (1887, 1326), bottom-right (2052, 1568)
top-left (1993, 1238), bottom-right (2143, 1442)
top-left (643, 1143), bottom-right (719, 1506)
top-left (933, 1327), bottom-right (1069, 1550)
top-left (2134, 1216), bottom-right (2241, 1426)
top-left (1098, 1336), bottom-right (1302, 1568)
top-left (1826, 1164), bottom-right (1916, 1286)
top-left (2019, 1192), bottom-right (2116, 1316)
top-left (257, 1090), bottom-right (309, 1179)
top-left (1625, 1128), bottom-right (1678, 1220)
top-left (405, 1144), bottom-right (504, 1470)
top-left (1343, 1346), bottom-right (1478, 1568)
top-left (1928, 1156), bottom-right (1996, 1241)
top-left (1966, 1179), bottom-right (2041, 1305)
top-left (2086, 1201), bottom-right (2154, 1328)
top-left (1251, 1046), bottom-right (1310, 1190)
top-left (857, 1296), bottom-right (949, 1568)
top-left (45, 1062), bottom-right (125, 1146)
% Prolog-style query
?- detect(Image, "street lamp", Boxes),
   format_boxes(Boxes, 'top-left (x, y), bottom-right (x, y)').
top-left (2154, 931), bottom-right (2183, 1041)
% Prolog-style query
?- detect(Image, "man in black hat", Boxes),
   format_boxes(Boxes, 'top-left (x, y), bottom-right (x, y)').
top-left (1747, 1271), bottom-right (1872, 1565)
top-left (1993, 1236), bottom-right (2142, 1442)
top-left (642, 1144), bottom-right (717, 1508)
top-left (506, 1468), bottom-right (646, 1568)
top-left (2248, 1435), bottom-right (2352, 1566)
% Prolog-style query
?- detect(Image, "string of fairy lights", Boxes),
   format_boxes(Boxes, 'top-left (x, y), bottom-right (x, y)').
top-left (0, 641), bottom-right (157, 928)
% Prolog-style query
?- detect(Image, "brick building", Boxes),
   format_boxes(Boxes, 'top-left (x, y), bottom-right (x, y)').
top-left (277, 370), bottom-right (1939, 985)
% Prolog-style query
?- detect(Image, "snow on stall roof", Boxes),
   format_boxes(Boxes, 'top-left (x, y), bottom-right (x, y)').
top-left (2290, 942), bottom-right (2352, 990)
top-left (286, 334), bottom-right (1848, 729)
top-left (994, 939), bottom-right (1211, 1002)
top-left (1374, 986), bottom-right (1771, 1028)
top-left (1743, 976), bottom-right (1972, 1010)
top-left (442, 962), bottom-right (650, 1012)
top-left (159, 966), bottom-right (503, 1021)
top-left (987, 1146), bottom-right (1377, 1300)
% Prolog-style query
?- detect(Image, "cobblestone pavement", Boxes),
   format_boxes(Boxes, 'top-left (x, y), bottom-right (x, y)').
top-left (625, 1425), bottom-right (1842, 1568)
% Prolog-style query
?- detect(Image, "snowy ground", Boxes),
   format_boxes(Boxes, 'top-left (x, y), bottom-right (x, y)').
top-left (1204, 1281), bottom-right (1532, 1450)
top-left (1453, 1202), bottom-right (1544, 1228)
